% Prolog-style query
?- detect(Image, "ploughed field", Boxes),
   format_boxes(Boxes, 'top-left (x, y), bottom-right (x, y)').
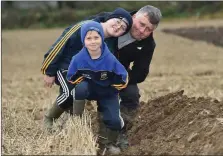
top-left (2, 19), bottom-right (223, 155)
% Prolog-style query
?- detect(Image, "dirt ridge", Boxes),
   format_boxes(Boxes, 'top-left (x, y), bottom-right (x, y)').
top-left (125, 90), bottom-right (223, 155)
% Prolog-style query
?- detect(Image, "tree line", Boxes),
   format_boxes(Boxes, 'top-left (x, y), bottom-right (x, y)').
top-left (2, 1), bottom-right (223, 29)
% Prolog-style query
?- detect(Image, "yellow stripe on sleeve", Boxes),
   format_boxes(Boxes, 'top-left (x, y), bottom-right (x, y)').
top-left (112, 75), bottom-right (129, 89)
top-left (41, 22), bottom-right (86, 75)
top-left (69, 76), bottom-right (84, 85)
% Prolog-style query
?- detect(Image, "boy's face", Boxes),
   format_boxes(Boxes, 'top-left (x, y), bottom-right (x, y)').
top-left (84, 31), bottom-right (102, 52)
top-left (130, 13), bottom-right (156, 40)
top-left (106, 18), bottom-right (128, 37)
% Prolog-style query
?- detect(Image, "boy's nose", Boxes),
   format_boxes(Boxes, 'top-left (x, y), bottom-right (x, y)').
top-left (116, 24), bottom-right (122, 30)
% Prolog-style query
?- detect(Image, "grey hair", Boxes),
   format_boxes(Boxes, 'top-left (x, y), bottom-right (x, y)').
top-left (136, 5), bottom-right (162, 27)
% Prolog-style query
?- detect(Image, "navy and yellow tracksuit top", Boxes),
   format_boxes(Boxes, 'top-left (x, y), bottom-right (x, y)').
top-left (41, 21), bottom-right (89, 76)
top-left (67, 21), bottom-right (128, 90)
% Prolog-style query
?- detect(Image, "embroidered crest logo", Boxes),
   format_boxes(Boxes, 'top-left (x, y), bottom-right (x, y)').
top-left (100, 72), bottom-right (108, 80)
top-left (82, 73), bottom-right (91, 79)
top-left (137, 47), bottom-right (142, 50)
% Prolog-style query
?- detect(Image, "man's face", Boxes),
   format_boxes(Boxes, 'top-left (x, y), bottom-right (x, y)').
top-left (84, 31), bottom-right (102, 52)
top-left (130, 13), bottom-right (156, 40)
top-left (106, 18), bottom-right (128, 37)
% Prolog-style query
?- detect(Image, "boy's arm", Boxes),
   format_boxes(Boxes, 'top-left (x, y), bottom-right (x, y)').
top-left (111, 60), bottom-right (129, 90)
top-left (41, 23), bottom-right (82, 76)
top-left (67, 56), bottom-right (84, 85)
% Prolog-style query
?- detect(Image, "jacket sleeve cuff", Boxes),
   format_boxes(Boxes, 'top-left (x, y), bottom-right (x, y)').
top-left (44, 72), bottom-right (57, 77)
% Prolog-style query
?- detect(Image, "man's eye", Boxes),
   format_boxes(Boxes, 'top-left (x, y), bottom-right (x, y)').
top-left (117, 19), bottom-right (121, 24)
top-left (146, 27), bottom-right (153, 32)
top-left (140, 23), bottom-right (145, 27)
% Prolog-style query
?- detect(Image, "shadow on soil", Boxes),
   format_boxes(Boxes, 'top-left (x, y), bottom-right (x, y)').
top-left (162, 26), bottom-right (223, 47)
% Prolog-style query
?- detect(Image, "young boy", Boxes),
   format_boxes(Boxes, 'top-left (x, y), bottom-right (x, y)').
top-left (67, 21), bottom-right (128, 155)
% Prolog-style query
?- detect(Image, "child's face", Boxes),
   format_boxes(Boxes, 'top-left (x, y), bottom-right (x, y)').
top-left (106, 18), bottom-right (128, 37)
top-left (84, 31), bottom-right (102, 52)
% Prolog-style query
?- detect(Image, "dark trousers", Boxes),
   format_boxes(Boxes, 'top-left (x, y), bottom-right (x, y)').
top-left (119, 84), bottom-right (141, 109)
top-left (73, 81), bottom-right (124, 131)
top-left (55, 69), bottom-right (75, 110)
top-left (119, 84), bottom-right (141, 132)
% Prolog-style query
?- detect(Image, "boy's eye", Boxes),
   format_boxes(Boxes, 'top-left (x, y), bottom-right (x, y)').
top-left (121, 25), bottom-right (127, 31)
top-left (116, 19), bottom-right (122, 24)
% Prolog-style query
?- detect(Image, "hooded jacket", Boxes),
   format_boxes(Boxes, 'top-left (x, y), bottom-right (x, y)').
top-left (67, 21), bottom-right (128, 90)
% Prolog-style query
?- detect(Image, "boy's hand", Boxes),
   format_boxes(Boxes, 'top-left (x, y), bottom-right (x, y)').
top-left (44, 75), bottom-right (55, 88)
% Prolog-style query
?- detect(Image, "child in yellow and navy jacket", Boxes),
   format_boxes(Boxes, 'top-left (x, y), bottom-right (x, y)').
top-left (67, 21), bottom-right (128, 154)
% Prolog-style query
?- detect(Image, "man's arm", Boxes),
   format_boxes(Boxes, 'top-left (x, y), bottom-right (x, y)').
top-left (128, 43), bottom-right (156, 84)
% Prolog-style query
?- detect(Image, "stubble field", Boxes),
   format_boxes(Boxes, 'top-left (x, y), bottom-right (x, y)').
top-left (2, 19), bottom-right (223, 155)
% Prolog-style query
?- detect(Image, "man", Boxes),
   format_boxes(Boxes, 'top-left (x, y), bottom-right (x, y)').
top-left (104, 5), bottom-right (162, 149)
top-left (73, 5), bottom-right (162, 151)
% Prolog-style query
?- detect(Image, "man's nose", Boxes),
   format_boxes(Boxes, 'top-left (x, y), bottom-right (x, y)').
top-left (139, 27), bottom-right (146, 34)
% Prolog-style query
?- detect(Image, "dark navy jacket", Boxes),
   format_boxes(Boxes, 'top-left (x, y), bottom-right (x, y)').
top-left (112, 32), bottom-right (155, 84)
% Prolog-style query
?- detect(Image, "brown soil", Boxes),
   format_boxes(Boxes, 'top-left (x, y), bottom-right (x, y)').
top-left (162, 26), bottom-right (223, 47)
top-left (120, 25), bottom-right (223, 155)
top-left (124, 90), bottom-right (223, 155)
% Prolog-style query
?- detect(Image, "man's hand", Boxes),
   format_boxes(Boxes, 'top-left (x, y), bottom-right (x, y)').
top-left (43, 75), bottom-right (55, 88)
